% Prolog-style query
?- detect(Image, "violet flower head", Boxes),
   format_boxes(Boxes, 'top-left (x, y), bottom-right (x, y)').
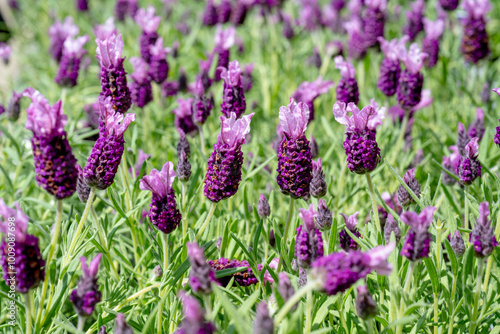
top-left (129, 57), bottom-right (153, 108)
top-left (115, 0), bottom-right (138, 21)
top-left (0, 43), bottom-right (12, 64)
top-left (187, 242), bottom-right (217, 294)
top-left (135, 6), bottom-right (161, 62)
top-left (94, 18), bottom-right (118, 40)
top-left (24, 88), bottom-right (78, 199)
top-left (423, 19), bottom-right (445, 68)
top-left (199, 55), bottom-right (214, 92)
top-left (384, 215), bottom-right (401, 244)
top-left (6, 90), bottom-right (22, 121)
top-left (69, 254), bottom-right (102, 316)
top-left (140, 162), bottom-right (182, 234)
top-left (204, 113), bottom-right (254, 202)
top-left (83, 97), bottom-right (136, 190)
top-left (461, 0), bottom-right (491, 63)
top-left (397, 43), bottom-right (427, 110)
top-left (193, 80), bottom-right (214, 125)
top-left (456, 137), bottom-right (481, 185)
top-left (176, 293), bottom-right (216, 334)
top-left (48, 17), bottom-right (79, 62)
top-left (310, 158), bottom-right (327, 198)
top-left (363, 0), bottom-right (387, 48)
top-left (310, 135), bottom-right (319, 158)
top-left (0, 200), bottom-right (45, 293)
top-left (442, 145), bottom-right (460, 185)
top-left (335, 56), bottom-right (359, 104)
top-left (173, 98), bottom-right (198, 136)
top-left (310, 243), bottom-right (395, 296)
top-left (377, 37), bottom-right (407, 97)
top-left (241, 63), bottom-right (254, 93)
top-left (55, 35), bottom-right (89, 87)
top-left (177, 150), bottom-right (192, 182)
top-left (203, 0), bottom-right (218, 26)
top-left (148, 37), bottom-right (170, 84)
top-left (257, 194), bottom-right (271, 218)
top-left (468, 108), bottom-right (485, 142)
top-left (177, 129), bottom-right (191, 158)
top-left (333, 100), bottom-right (385, 174)
top-left (450, 231), bottom-right (466, 257)
top-left (404, 0), bottom-right (425, 41)
top-left (315, 199), bottom-right (332, 230)
top-left (214, 26), bottom-right (236, 81)
top-left (276, 98), bottom-right (313, 199)
top-left (339, 212), bottom-right (362, 251)
top-left (76, 0), bottom-right (88, 11)
top-left (400, 207), bottom-right (436, 261)
top-left (292, 77), bottom-right (334, 123)
top-left (115, 313), bottom-right (133, 334)
top-left (254, 302), bottom-right (274, 334)
top-left (440, 0), bottom-right (459, 11)
top-left (397, 168), bottom-right (421, 207)
top-left (76, 165), bottom-right (91, 203)
top-left (209, 258), bottom-right (262, 286)
top-left (96, 33), bottom-right (132, 114)
top-left (230, 0), bottom-right (252, 26)
top-left (282, 14), bottom-right (295, 39)
top-left (298, 0), bottom-right (322, 31)
top-left (469, 202), bottom-right (498, 257)
top-left (295, 204), bottom-right (324, 268)
top-left (217, 0), bottom-right (232, 23)
top-left (220, 60), bottom-right (246, 118)
top-left (344, 17), bottom-right (369, 59)
top-left (278, 272), bottom-right (295, 303)
top-left (356, 285), bottom-right (378, 319)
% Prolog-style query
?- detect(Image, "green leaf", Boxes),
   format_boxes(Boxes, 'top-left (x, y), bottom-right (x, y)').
top-left (443, 239), bottom-right (458, 277)
top-left (213, 286), bottom-right (250, 333)
top-left (423, 257), bottom-right (439, 294)
top-left (385, 159), bottom-right (424, 208)
top-left (215, 267), bottom-right (248, 278)
top-left (253, 218), bottom-right (264, 259)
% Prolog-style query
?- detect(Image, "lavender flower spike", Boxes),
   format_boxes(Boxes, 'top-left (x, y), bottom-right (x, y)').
top-left (339, 212), bottom-right (362, 251)
top-left (76, 165), bottom-right (91, 203)
top-left (397, 168), bottom-right (421, 207)
top-left (84, 97), bottom-right (135, 190)
top-left (384, 215), bottom-right (401, 244)
top-left (214, 26), bottom-right (236, 81)
top-left (69, 254), bottom-right (102, 316)
top-left (356, 285), bottom-right (378, 319)
top-left (130, 57), bottom-right (153, 108)
top-left (209, 258), bottom-right (262, 286)
top-left (295, 204), bottom-right (324, 268)
top-left (257, 194), bottom-right (271, 218)
top-left (363, 0), bottom-right (387, 48)
top-left (403, 0), bottom-right (424, 41)
top-left (400, 207), bottom-right (436, 261)
top-left (55, 35), bottom-right (89, 87)
top-left (315, 199), bottom-right (332, 230)
top-left (292, 77), bottom-right (334, 123)
top-left (254, 302), bottom-right (274, 334)
top-left (310, 158), bottom-right (327, 198)
top-left (397, 43), bottom-right (427, 110)
top-left (456, 137), bottom-right (481, 186)
top-left (176, 292), bottom-right (216, 334)
top-left (335, 56), bottom-right (359, 104)
top-left (276, 98), bottom-right (313, 199)
top-left (377, 36), bottom-right (408, 97)
top-left (220, 60), bottom-right (246, 118)
top-left (469, 202), bottom-right (498, 258)
top-left (468, 108), bottom-right (485, 142)
top-left (204, 112), bottom-right (254, 202)
top-left (48, 17), bottom-right (79, 62)
top-left (310, 243), bottom-right (395, 296)
top-left (148, 37), bottom-right (170, 84)
top-left (135, 6), bottom-right (161, 62)
top-left (187, 242), bottom-right (217, 294)
top-left (173, 98), bottom-right (198, 136)
top-left (115, 313), bottom-right (134, 334)
top-left (94, 18), bottom-right (117, 40)
top-left (115, 0), bottom-right (138, 21)
top-left (442, 146), bottom-right (460, 185)
top-left (440, 0), bottom-right (459, 11)
top-left (0, 43), bottom-right (12, 64)
top-left (140, 162), bottom-right (182, 234)
top-left (96, 33), bottom-right (132, 114)
top-left (461, 0), bottom-right (491, 64)
top-left (423, 19), bottom-right (444, 68)
top-left (450, 231), bottom-right (466, 257)
top-left (24, 88), bottom-right (78, 199)
top-left (333, 99), bottom-right (385, 174)
top-left (0, 200), bottom-right (45, 293)
top-left (344, 17), bottom-right (369, 59)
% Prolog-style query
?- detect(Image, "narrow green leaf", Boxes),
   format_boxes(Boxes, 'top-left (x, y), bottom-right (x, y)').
top-left (423, 257), bottom-right (439, 294)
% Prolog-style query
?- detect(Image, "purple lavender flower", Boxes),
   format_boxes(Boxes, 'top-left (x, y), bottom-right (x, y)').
top-left (48, 17), bottom-right (79, 62)
top-left (115, 313), bottom-right (133, 334)
top-left (204, 113), bottom-right (254, 202)
top-left (129, 57), bottom-right (153, 108)
top-left (278, 272), bottom-right (294, 303)
top-left (176, 293), bottom-right (216, 334)
top-left (140, 162), bottom-right (182, 234)
top-left (214, 26), bottom-right (235, 81)
top-left (310, 135), bottom-right (319, 158)
top-left (377, 37), bottom-right (407, 97)
top-left (457, 123), bottom-right (470, 155)
top-left (94, 18), bottom-right (118, 40)
top-left (315, 199), bottom-right (332, 230)
top-left (440, 0), bottom-right (459, 10)
top-left (306, 47), bottom-right (322, 69)
top-left (6, 90), bottom-right (22, 121)
top-left (333, 99), bottom-right (385, 174)
top-left (96, 33), bottom-right (132, 114)
top-left (192, 81), bottom-right (213, 126)
top-left (209, 258), bottom-right (262, 286)
top-left (456, 137), bottom-right (481, 185)
top-left (450, 231), bottom-right (466, 257)
top-left (442, 146), bottom-right (460, 185)
top-left (148, 37), bottom-right (170, 84)
top-left (339, 212), bottom-right (362, 251)
top-left (135, 6), bottom-right (161, 62)
top-left (187, 242), bottom-right (217, 294)
top-left (298, 0), bottom-right (322, 31)
top-left (231, 0), bottom-right (252, 25)
top-left (356, 285), bottom-right (378, 319)
top-left (76, 165), bottom-right (91, 203)
top-left (344, 18), bottom-right (368, 59)
top-left (76, 0), bottom-right (88, 11)
top-left (0, 43), bottom-right (12, 64)
top-left (83, 98), bottom-right (136, 189)
top-left (276, 98), bottom-right (313, 199)
top-left (468, 108), bottom-right (485, 142)
top-left (69, 254), bottom-right (102, 316)
top-left (115, 0), bottom-right (138, 21)
top-left (400, 207), bottom-right (436, 261)
top-left (177, 150), bottom-right (192, 182)
top-left (0, 200), bottom-right (45, 293)
top-left (397, 43), bottom-right (427, 110)
top-left (335, 56), bottom-right (359, 104)
top-left (321, 3), bottom-right (343, 32)
top-left (310, 243), bottom-right (394, 296)
top-left (295, 204), bottom-right (324, 268)
top-left (403, 0), bottom-right (425, 41)
top-left (292, 77), bottom-right (334, 123)
top-left (220, 60), bottom-right (246, 118)
top-left (423, 19), bottom-right (445, 68)
top-left (98, 326), bottom-right (108, 334)
top-left (384, 215), bottom-right (401, 243)
top-left (217, 0), bottom-right (232, 23)
top-left (198, 56), bottom-right (214, 92)
top-left (173, 98), bottom-right (198, 136)
top-left (55, 35), bottom-right (88, 87)
top-left (23, 88), bottom-right (78, 199)
top-left (254, 302), bottom-right (274, 334)
top-left (397, 168), bottom-right (421, 207)
top-left (461, 0), bottom-right (491, 63)
top-left (310, 158), bottom-right (327, 198)
top-left (257, 194), bottom-right (271, 218)
top-left (470, 202), bottom-right (498, 257)
top-left (203, 0), bottom-right (218, 26)
top-left (282, 14), bottom-right (295, 39)
top-left (363, 0), bottom-right (387, 48)
top-left (241, 63), bottom-right (254, 93)
top-left (177, 129), bottom-right (191, 158)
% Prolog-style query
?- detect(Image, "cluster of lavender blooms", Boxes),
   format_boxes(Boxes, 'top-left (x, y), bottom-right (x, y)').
top-left (335, 56), bottom-right (359, 105)
top-left (460, 0), bottom-right (491, 64)
top-left (400, 207), bottom-right (435, 261)
top-left (295, 205), bottom-right (324, 268)
top-left (69, 255), bottom-right (102, 316)
top-left (339, 212), bottom-right (362, 251)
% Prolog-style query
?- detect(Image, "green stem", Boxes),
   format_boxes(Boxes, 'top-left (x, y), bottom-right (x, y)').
top-left (25, 292), bottom-right (32, 334)
top-left (366, 173), bottom-right (381, 237)
top-left (91, 206), bottom-right (119, 281)
top-left (305, 289), bottom-right (313, 333)
top-left (203, 294), bottom-right (212, 320)
top-left (182, 182), bottom-right (188, 238)
top-left (277, 198), bottom-right (295, 272)
top-left (433, 292), bottom-right (438, 334)
top-left (163, 234), bottom-right (169, 271)
top-left (483, 209), bottom-right (500, 291)
top-left (199, 124), bottom-right (206, 157)
top-left (393, 111), bottom-right (410, 164)
top-left (274, 281), bottom-right (317, 324)
top-left (195, 202), bottom-right (217, 241)
top-left (470, 260), bottom-right (485, 334)
top-left (77, 316), bottom-right (85, 331)
top-left (404, 261), bottom-right (416, 295)
top-left (463, 186), bottom-right (469, 231)
top-left (338, 303), bottom-right (349, 333)
top-left (447, 275), bottom-right (458, 334)
top-left (334, 162), bottom-right (347, 212)
top-left (367, 319), bottom-right (375, 334)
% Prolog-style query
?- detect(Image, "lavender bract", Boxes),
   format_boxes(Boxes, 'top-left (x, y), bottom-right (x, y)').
top-left (254, 302), bottom-right (274, 334)
top-left (220, 60), bottom-right (246, 118)
top-left (148, 37), bottom-right (170, 84)
top-left (377, 37), bottom-right (407, 97)
top-left (400, 207), bottom-right (436, 261)
top-left (6, 90), bottom-right (22, 121)
top-left (339, 212), bottom-right (362, 251)
top-left (397, 168), bottom-right (421, 207)
top-left (460, 0), bottom-right (490, 64)
top-left (257, 194), bottom-right (271, 218)
top-left (468, 108), bottom-right (485, 142)
top-left (456, 137), bottom-right (481, 186)
top-left (423, 19), bottom-right (444, 68)
top-left (315, 199), bottom-right (332, 230)
top-left (384, 215), bottom-right (401, 244)
top-left (48, 17), bottom-right (79, 62)
top-left (176, 292), bottom-right (216, 334)
top-left (135, 6), bottom-right (161, 63)
top-left (363, 0), bottom-right (386, 48)
top-left (69, 254), bottom-right (102, 316)
top-left (55, 35), bottom-right (88, 87)
top-left (397, 43), bottom-right (427, 110)
top-left (173, 98), bottom-right (198, 136)
top-left (403, 0), bottom-right (424, 41)
top-left (442, 146), bottom-right (460, 185)
top-left (187, 242), bottom-right (217, 294)
top-left (335, 56), bottom-right (359, 104)
top-left (450, 231), bottom-right (466, 257)
top-left (76, 165), bottom-right (91, 203)
top-left (177, 150), bottom-right (191, 182)
top-left (129, 57), bottom-right (153, 108)
top-left (295, 204), bottom-right (324, 268)
top-left (177, 129), bottom-right (191, 158)
top-left (115, 313), bottom-right (133, 334)
top-left (310, 158), bottom-right (327, 198)
top-left (115, 0), bottom-right (138, 21)
top-left (469, 202), bottom-right (497, 258)
top-left (214, 26), bottom-right (235, 81)
top-left (292, 77), bottom-right (334, 123)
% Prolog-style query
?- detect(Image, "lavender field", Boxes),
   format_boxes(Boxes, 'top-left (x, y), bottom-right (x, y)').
top-left (1, 0), bottom-right (500, 333)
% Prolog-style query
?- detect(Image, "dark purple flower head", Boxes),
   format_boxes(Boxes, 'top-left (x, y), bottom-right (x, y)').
top-left (220, 60), bottom-right (246, 118)
top-left (468, 108), bottom-right (485, 142)
top-left (404, 0), bottom-right (425, 41)
top-left (439, 0), bottom-right (459, 11)
top-left (55, 35), bottom-right (89, 87)
top-left (456, 137), bottom-right (481, 185)
top-left (469, 202), bottom-right (498, 258)
top-left (344, 17), bottom-right (369, 59)
top-left (423, 18), bottom-right (444, 68)
top-left (76, 165), bottom-right (91, 203)
top-left (377, 36), bottom-right (407, 96)
top-left (397, 168), bottom-right (421, 207)
top-left (177, 292), bottom-right (216, 334)
top-left (187, 242), bottom-right (217, 294)
top-left (241, 63), bottom-right (254, 92)
top-left (69, 254), bottom-right (102, 316)
top-left (310, 243), bottom-right (394, 295)
top-left (214, 26), bottom-right (235, 81)
top-left (149, 37), bottom-right (170, 84)
top-left (217, 0), bottom-right (232, 23)
top-left (356, 285), bottom-right (378, 319)
top-left (298, 0), bottom-right (322, 31)
top-left (94, 18), bottom-right (118, 40)
top-left (230, 0), bottom-right (252, 25)
top-left (278, 272), bottom-right (294, 303)
top-left (203, 0), bottom-right (218, 26)
top-left (254, 302), bottom-right (274, 334)
top-left (140, 162), bottom-right (182, 234)
top-left (310, 135), bottom-right (319, 158)
top-left (115, 313), bottom-right (133, 334)
top-left (401, 207), bottom-right (436, 261)
top-left (198, 56), bottom-right (214, 92)
top-left (315, 199), bottom-right (332, 230)
top-left (282, 14), bottom-right (295, 39)
top-left (98, 326), bottom-right (107, 334)
top-left (204, 113), bottom-right (254, 202)
top-left (450, 231), bottom-right (466, 257)
top-left (295, 204), bottom-right (324, 268)
top-left (24, 88), bottom-right (78, 199)
top-left (335, 56), bottom-right (359, 105)
top-left (173, 98), bottom-right (197, 136)
top-left (130, 57), bottom-right (153, 108)
top-left (363, 0), bottom-right (387, 47)
top-left (193, 81), bottom-right (213, 125)
top-left (257, 194), bottom-right (271, 218)
top-left (384, 215), bottom-right (401, 244)
top-left (0, 43), bottom-right (12, 64)
top-left (310, 158), bottom-right (327, 198)
top-left (209, 258), bottom-right (262, 286)
top-left (115, 0), bottom-right (138, 21)
top-left (292, 77), bottom-right (334, 123)
top-left (397, 43), bottom-right (427, 110)
top-left (177, 150), bottom-right (191, 182)
top-left (0, 199), bottom-right (28, 242)
top-left (49, 17), bottom-right (79, 62)
top-left (339, 212), bottom-right (361, 251)
top-left (461, 0), bottom-right (491, 63)
top-left (177, 129), bottom-right (191, 158)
